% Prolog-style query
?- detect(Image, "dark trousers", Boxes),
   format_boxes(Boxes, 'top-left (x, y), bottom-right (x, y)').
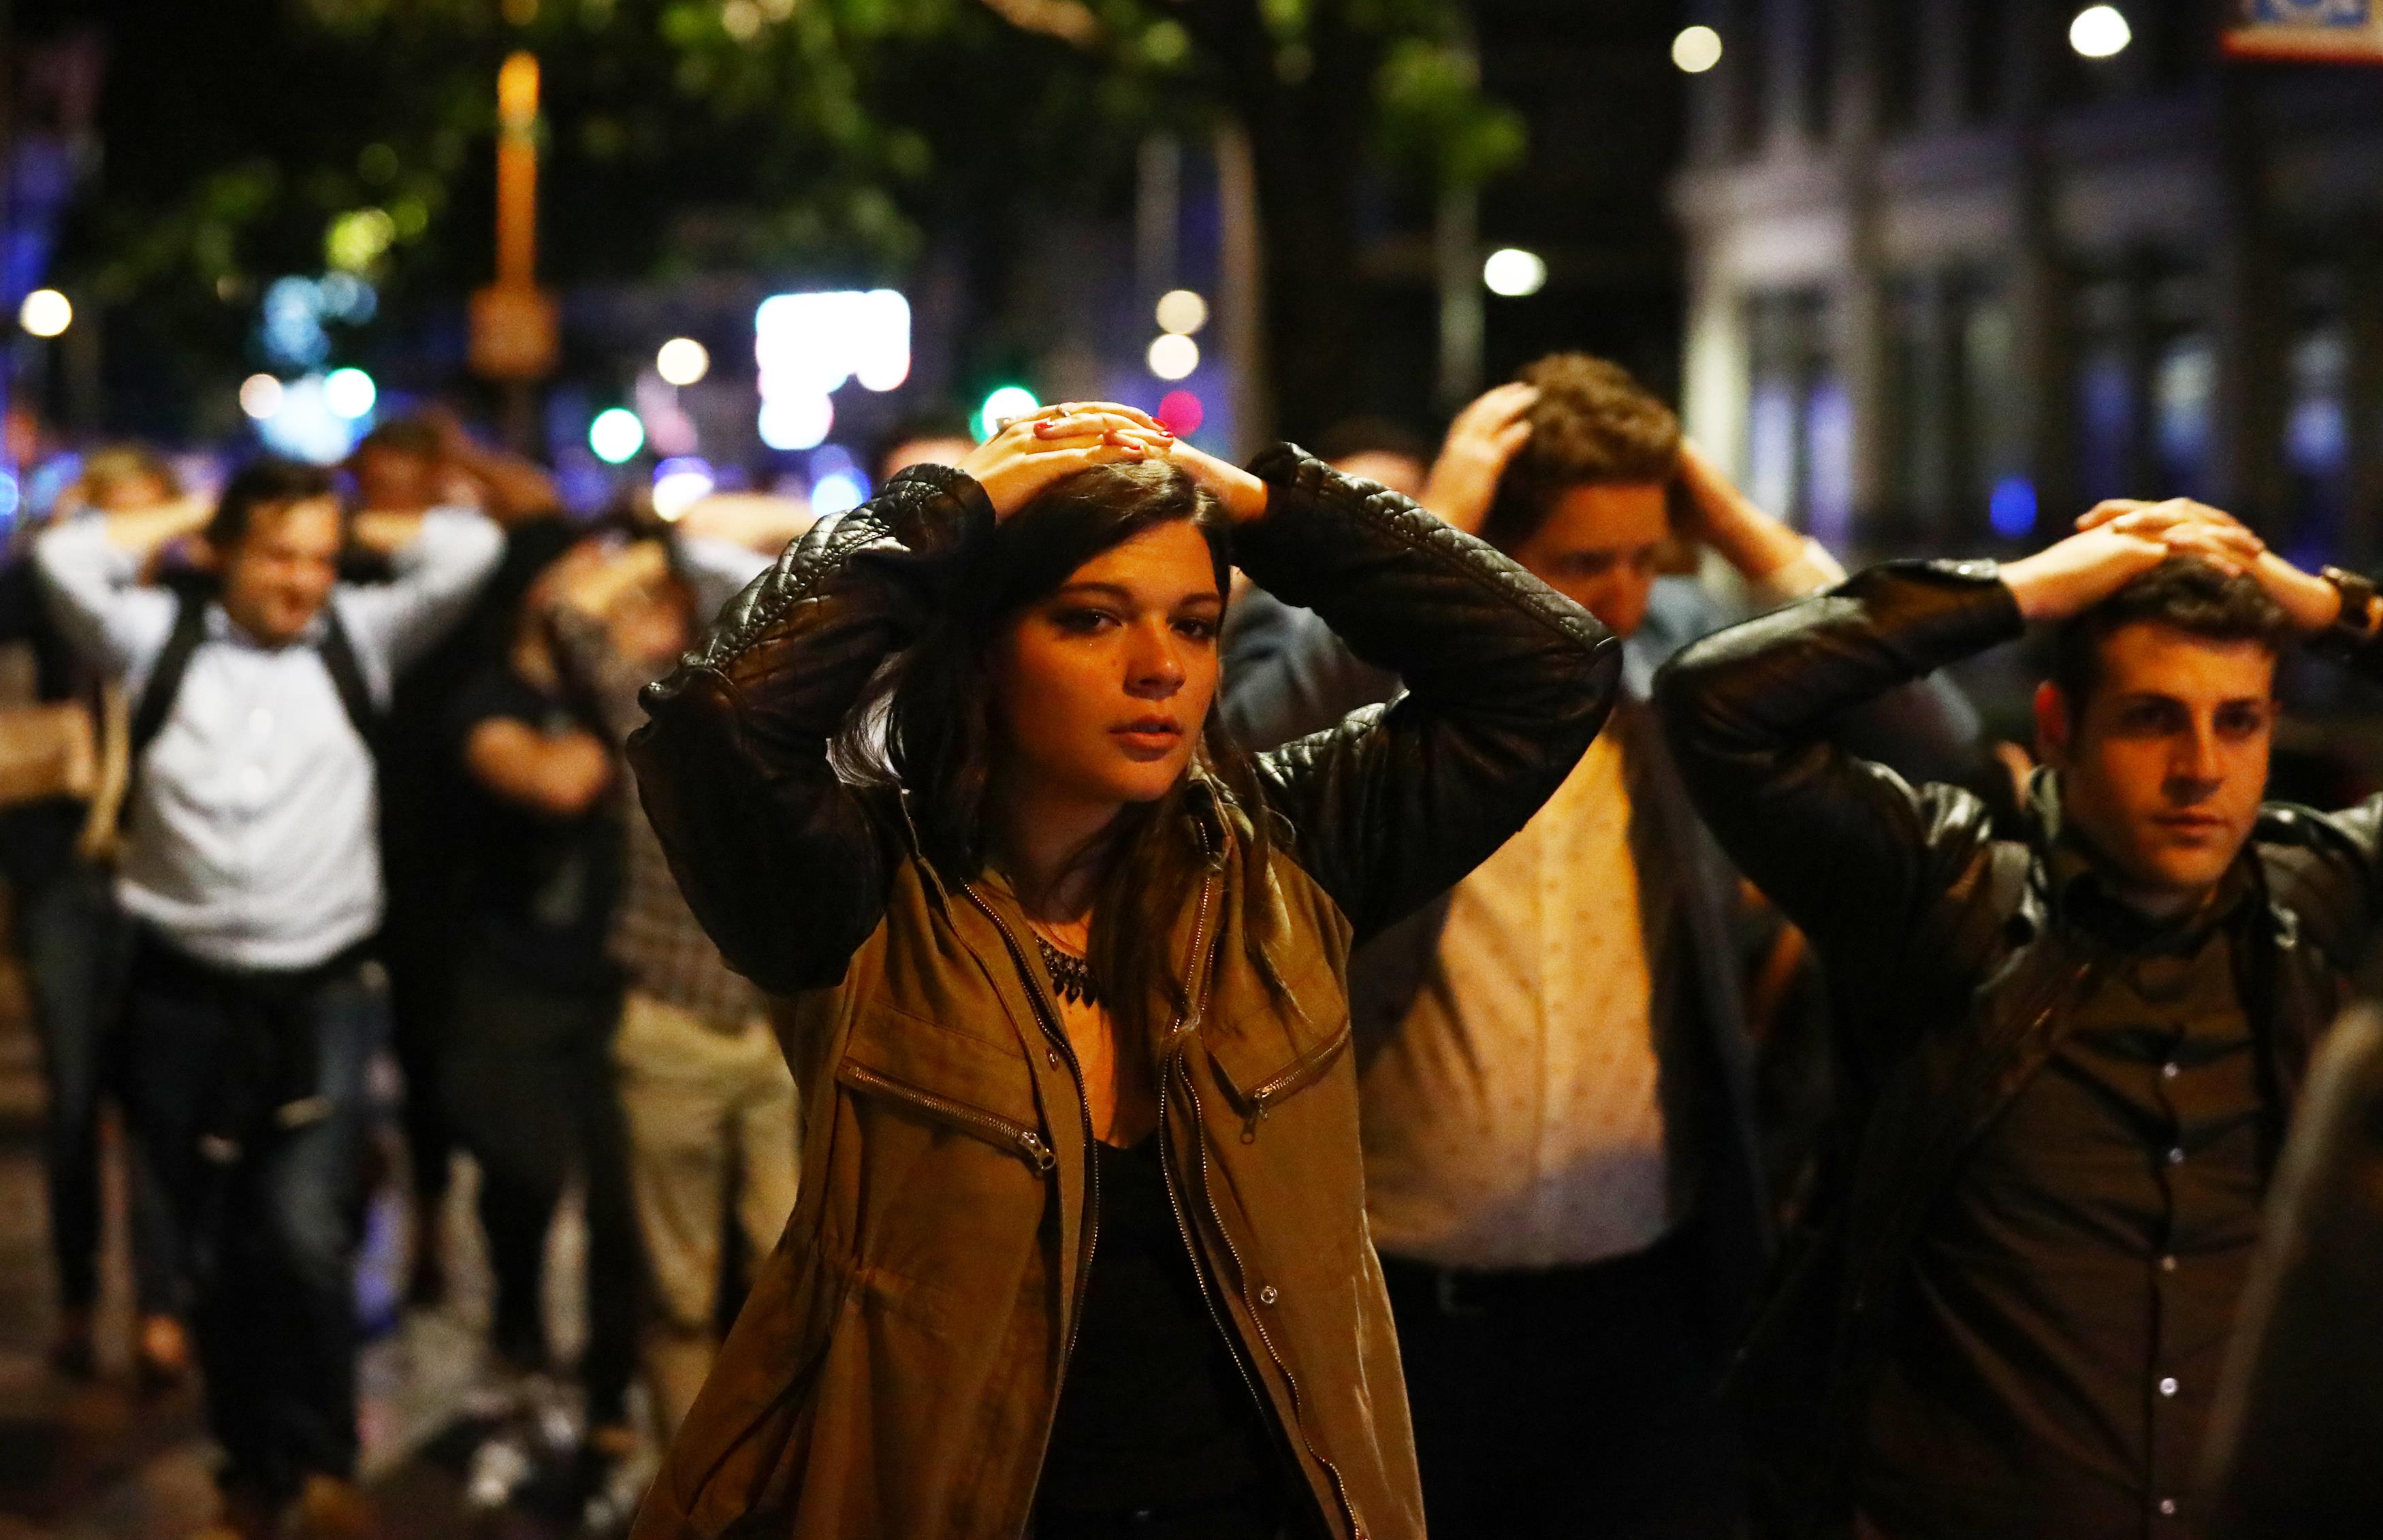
top-left (1381, 1225), bottom-right (1747, 1540)
top-left (16, 858), bottom-right (177, 1315)
top-left (118, 932), bottom-right (377, 1501)
top-left (445, 956), bottom-right (638, 1424)
top-left (380, 891), bottom-right (456, 1206)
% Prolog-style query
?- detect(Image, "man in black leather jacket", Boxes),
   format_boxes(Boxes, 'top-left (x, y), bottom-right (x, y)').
top-left (1656, 497), bottom-right (2383, 1539)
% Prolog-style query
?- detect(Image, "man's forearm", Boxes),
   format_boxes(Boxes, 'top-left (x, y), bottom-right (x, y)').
top-left (1658, 561), bottom-right (2020, 774)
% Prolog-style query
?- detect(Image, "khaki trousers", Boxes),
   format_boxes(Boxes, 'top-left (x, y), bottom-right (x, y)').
top-left (611, 991), bottom-right (799, 1439)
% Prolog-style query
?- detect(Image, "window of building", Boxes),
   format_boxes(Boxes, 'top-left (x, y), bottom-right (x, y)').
top-left (2284, 319), bottom-right (2352, 570)
top-left (2153, 334), bottom-right (2216, 500)
top-left (2077, 344), bottom-right (2137, 506)
top-left (1962, 285), bottom-right (2031, 536)
top-left (1886, 269), bottom-right (2027, 541)
top-left (1744, 289), bottom-right (1845, 543)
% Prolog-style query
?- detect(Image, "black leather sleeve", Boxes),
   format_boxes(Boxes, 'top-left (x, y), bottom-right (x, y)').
top-left (1234, 446), bottom-right (1621, 946)
top-left (1653, 560), bottom-right (2024, 985)
top-left (626, 466), bottom-right (992, 993)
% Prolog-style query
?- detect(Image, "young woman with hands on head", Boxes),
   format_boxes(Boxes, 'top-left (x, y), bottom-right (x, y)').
top-left (620, 402), bottom-right (1619, 1540)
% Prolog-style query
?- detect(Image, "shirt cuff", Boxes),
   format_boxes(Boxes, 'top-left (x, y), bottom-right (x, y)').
top-left (1744, 536), bottom-right (1847, 609)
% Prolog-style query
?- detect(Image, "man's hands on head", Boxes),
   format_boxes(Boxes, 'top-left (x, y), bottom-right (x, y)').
top-left (957, 402), bottom-right (1269, 524)
top-left (2002, 498), bottom-right (2292, 624)
top-left (2073, 498), bottom-right (2343, 634)
top-left (1674, 438), bottom-right (1815, 585)
top-left (1419, 382), bottom-right (1538, 535)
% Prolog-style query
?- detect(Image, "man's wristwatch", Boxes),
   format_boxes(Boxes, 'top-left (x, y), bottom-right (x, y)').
top-left (2318, 566), bottom-right (2382, 654)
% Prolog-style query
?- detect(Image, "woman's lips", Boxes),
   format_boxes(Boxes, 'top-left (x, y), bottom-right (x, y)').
top-left (1112, 720), bottom-right (1184, 760)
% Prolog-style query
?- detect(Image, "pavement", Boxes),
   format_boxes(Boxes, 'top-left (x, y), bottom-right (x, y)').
top-left (0, 931), bottom-right (630, 1539)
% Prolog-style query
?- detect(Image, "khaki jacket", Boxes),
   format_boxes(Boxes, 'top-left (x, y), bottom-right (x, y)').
top-left (626, 448), bottom-right (1618, 1539)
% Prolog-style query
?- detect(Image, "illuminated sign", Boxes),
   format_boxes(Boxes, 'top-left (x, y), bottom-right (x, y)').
top-left (2226, 0), bottom-right (2383, 60)
top-left (754, 288), bottom-right (910, 455)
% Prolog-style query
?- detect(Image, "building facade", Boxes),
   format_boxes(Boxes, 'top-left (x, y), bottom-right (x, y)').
top-left (1672, 0), bottom-right (2383, 567)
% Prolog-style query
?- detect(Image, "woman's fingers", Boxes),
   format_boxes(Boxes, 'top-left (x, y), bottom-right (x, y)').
top-left (1031, 411), bottom-right (1168, 445)
top-left (985, 440), bottom-right (1166, 521)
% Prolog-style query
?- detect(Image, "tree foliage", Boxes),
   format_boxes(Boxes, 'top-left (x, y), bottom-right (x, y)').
top-left (44, 0), bottom-right (1522, 432)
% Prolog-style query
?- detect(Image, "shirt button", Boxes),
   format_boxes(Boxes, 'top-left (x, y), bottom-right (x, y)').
top-left (2159, 1376), bottom-right (2179, 1397)
top-left (2160, 1255), bottom-right (2178, 1272)
top-left (2166, 1146), bottom-right (2187, 1166)
top-left (2161, 1061), bottom-right (2180, 1079)
top-left (1258, 1285), bottom-right (1279, 1305)
top-left (2159, 1498), bottom-right (2178, 1517)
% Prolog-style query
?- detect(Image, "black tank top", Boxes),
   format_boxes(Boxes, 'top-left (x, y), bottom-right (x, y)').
top-left (1034, 1132), bottom-right (1282, 1515)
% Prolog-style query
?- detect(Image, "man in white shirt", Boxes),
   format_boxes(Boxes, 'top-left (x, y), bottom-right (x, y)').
top-left (37, 457), bottom-right (500, 1540)
top-left (1221, 357), bottom-right (1979, 1539)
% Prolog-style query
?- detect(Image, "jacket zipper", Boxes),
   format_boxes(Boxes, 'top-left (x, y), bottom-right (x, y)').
top-left (836, 1060), bottom-right (1055, 1172)
top-left (962, 881), bottom-right (1104, 1540)
top-left (1150, 876), bottom-right (1367, 1540)
top-left (1236, 1022), bottom-right (1353, 1143)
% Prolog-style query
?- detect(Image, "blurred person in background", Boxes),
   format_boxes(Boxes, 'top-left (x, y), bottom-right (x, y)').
top-left (873, 406), bottom-right (978, 484)
top-left (345, 410), bottom-right (572, 1308)
top-left (0, 445), bottom-right (191, 1384)
top-left (1220, 417), bottom-right (1433, 727)
top-left (1307, 417), bottom-right (1433, 500)
top-left (34, 458), bottom-right (501, 1540)
top-left (1221, 357), bottom-right (1979, 1540)
top-left (540, 527), bottom-right (797, 1445)
top-left (442, 533), bottom-right (641, 1491)
top-left (1656, 500), bottom-right (2383, 1540)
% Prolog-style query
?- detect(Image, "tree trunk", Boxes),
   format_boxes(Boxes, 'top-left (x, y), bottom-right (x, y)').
top-left (1180, 0), bottom-right (1379, 443)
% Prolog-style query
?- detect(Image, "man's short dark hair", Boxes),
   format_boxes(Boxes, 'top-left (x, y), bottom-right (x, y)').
top-left (206, 458), bottom-right (338, 549)
top-left (354, 416), bottom-right (443, 462)
top-left (2049, 557), bottom-right (2296, 705)
top-left (1481, 353), bottom-right (1683, 554)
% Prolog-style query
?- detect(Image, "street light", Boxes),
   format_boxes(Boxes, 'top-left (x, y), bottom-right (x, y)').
top-left (1672, 26), bottom-right (1723, 74)
top-left (657, 337), bottom-right (711, 386)
top-left (758, 392), bottom-right (834, 452)
top-left (1482, 248), bottom-right (1548, 298)
top-left (239, 374), bottom-right (286, 421)
top-left (19, 289), bottom-right (71, 337)
top-left (652, 459), bottom-right (716, 522)
top-left (590, 408), bottom-right (645, 464)
top-left (1148, 334), bottom-right (1200, 381)
top-left (325, 368), bottom-right (378, 419)
top-left (2070, 5), bottom-right (2132, 59)
top-left (1155, 290), bottom-right (1209, 336)
top-left (976, 385), bottom-right (1040, 441)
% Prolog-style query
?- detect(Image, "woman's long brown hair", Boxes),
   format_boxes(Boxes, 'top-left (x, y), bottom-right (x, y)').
top-left (833, 460), bottom-right (1286, 1041)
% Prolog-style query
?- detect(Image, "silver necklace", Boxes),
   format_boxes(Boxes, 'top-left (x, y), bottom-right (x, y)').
top-left (1032, 932), bottom-right (1100, 1008)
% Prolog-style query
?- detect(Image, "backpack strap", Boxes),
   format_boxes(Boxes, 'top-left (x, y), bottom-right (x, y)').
top-left (127, 588), bottom-right (209, 765)
top-left (315, 600), bottom-right (382, 754)
top-left (120, 592), bottom-right (385, 831)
